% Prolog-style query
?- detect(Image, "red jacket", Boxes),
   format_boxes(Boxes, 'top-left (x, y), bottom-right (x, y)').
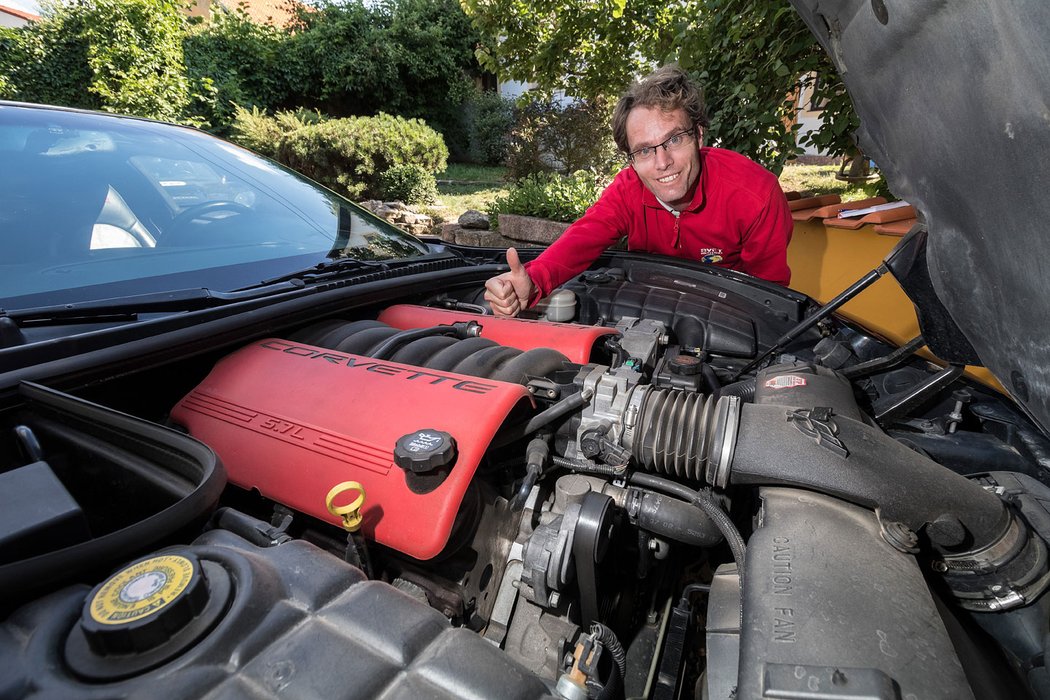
top-left (524, 147), bottom-right (792, 299)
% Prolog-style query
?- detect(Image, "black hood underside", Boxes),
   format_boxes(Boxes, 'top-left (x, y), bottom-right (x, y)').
top-left (789, 0), bottom-right (1050, 432)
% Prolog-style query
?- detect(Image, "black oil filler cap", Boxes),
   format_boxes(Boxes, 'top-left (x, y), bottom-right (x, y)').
top-left (394, 429), bottom-right (457, 494)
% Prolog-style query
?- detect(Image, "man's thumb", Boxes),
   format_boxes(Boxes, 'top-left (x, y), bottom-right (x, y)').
top-left (506, 247), bottom-right (524, 276)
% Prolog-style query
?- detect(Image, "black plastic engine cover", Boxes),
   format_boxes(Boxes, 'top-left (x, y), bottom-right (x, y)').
top-left (565, 275), bottom-right (759, 358)
top-left (738, 487), bottom-right (972, 699)
top-left (0, 527), bottom-right (554, 699)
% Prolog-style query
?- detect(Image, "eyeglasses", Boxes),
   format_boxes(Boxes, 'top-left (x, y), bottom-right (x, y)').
top-left (627, 128), bottom-right (696, 163)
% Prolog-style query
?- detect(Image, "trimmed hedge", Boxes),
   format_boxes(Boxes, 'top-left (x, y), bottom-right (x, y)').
top-left (229, 104), bottom-right (325, 159)
top-left (379, 164), bottom-right (438, 205)
top-left (277, 113), bottom-right (448, 200)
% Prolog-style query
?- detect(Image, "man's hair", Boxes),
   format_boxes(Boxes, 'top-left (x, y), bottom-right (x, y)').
top-left (611, 65), bottom-right (709, 153)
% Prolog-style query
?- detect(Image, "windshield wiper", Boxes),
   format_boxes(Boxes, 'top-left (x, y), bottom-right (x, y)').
top-left (255, 257), bottom-right (391, 287)
top-left (1, 279), bottom-right (305, 327)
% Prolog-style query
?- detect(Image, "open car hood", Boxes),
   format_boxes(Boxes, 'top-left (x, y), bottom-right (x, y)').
top-left (790, 1), bottom-right (1050, 431)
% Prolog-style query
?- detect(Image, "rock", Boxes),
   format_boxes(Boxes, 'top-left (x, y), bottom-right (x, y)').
top-left (458, 209), bottom-right (491, 230)
top-left (473, 230), bottom-right (519, 247)
top-left (439, 222), bottom-right (461, 243)
top-left (497, 214), bottom-right (571, 245)
top-left (357, 200), bottom-right (383, 213)
top-left (376, 205), bottom-right (400, 222)
top-left (439, 225), bottom-right (523, 248)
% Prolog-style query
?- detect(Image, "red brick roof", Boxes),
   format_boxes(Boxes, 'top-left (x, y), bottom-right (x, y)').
top-left (220, 0), bottom-right (303, 28)
top-left (0, 4), bottom-right (40, 22)
top-left (186, 0), bottom-right (305, 28)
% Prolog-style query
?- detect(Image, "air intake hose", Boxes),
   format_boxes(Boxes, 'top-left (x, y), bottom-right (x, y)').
top-left (623, 367), bottom-right (1046, 610)
top-left (624, 388), bottom-right (720, 480)
top-left (712, 402), bottom-right (1010, 554)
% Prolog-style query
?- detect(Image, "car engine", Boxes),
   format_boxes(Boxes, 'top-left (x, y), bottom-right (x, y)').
top-left (2, 257), bottom-right (1048, 699)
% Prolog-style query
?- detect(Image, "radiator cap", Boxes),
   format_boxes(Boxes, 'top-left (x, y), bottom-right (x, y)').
top-left (65, 552), bottom-right (231, 680)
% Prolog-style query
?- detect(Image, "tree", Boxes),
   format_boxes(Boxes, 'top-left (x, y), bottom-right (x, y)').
top-left (0, 8), bottom-right (98, 110)
top-left (462, 0), bottom-right (674, 102)
top-left (287, 0), bottom-right (485, 155)
top-left (461, 0), bottom-right (860, 172)
top-left (0, 0), bottom-right (191, 123)
top-left (183, 7), bottom-right (291, 132)
top-left (81, 0), bottom-right (191, 122)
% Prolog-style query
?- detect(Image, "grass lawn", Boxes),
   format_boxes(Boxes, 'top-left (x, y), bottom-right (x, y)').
top-left (424, 164), bottom-right (509, 224)
top-left (778, 164), bottom-right (885, 202)
top-left (428, 163), bottom-right (886, 223)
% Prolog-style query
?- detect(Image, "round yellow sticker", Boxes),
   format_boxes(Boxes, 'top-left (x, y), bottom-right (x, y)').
top-left (89, 555), bottom-right (195, 625)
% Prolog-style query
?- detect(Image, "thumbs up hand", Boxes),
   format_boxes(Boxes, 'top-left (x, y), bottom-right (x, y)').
top-left (484, 247), bottom-right (536, 317)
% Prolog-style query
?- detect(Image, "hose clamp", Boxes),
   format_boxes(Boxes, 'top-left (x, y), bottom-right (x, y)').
top-left (705, 395), bottom-right (740, 488)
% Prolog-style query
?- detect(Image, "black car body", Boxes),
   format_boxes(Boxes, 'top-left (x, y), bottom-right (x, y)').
top-left (2, 3), bottom-right (1049, 697)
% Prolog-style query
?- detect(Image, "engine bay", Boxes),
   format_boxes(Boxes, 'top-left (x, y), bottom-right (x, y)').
top-left (2, 255), bottom-right (1049, 699)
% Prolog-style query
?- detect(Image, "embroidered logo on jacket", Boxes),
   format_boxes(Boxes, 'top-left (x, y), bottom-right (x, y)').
top-left (699, 247), bottom-right (724, 263)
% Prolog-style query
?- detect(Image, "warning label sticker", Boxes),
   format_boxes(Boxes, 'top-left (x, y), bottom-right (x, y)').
top-left (90, 555), bottom-right (195, 625)
top-left (764, 375), bottom-right (807, 390)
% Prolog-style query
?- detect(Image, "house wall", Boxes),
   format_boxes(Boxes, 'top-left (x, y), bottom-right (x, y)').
top-left (0, 4), bottom-right (39, 28)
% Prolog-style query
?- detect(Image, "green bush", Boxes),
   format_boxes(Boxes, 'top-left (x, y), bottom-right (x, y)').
top-left (284, 0), bottom-right (483, 155)
top-left (228, 105), bottom-right (328, 159)
top-left (228, 105), bottom-right (284, 158)
top-left (0, 6), bottom-right (98, 110)
top-left (274, 107), bottom-right (326, 130)
top-left (506, 97), bottom-right (621, 179)
top-left (80, 0), bottom-right (191, 122)
top-left (490, 170), bottom-right (607, 224)
top-left (467, 90), bottom-right (515, 165)
top-left (379, 164), bottom-right (439, 205)
top-left (277, 113), bottom-right (449, 200)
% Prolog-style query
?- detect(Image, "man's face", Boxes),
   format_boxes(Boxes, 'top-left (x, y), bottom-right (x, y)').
top-left (625, 106), bottom-right (703, 211)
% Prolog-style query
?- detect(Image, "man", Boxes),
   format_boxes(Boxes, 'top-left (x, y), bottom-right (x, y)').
top-left (485, 65), bottom-right (793, 317)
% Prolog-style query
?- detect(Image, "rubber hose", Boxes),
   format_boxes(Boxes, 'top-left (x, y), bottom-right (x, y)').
top-left (630, 389), bottom-right (716, 480)
top-left (628, 472), bottom-right (745, 570)
top-left (210, 507), bottom-right (290, 547)
top-left (718, 378), bottom-right (756, 402)
top-left (371, 322), bottom-right (477, 360)
top-left (702, 363), bottom-right (722, 396)
top-left (631, 489), bottom-right (723, 547)
top-left (493, 389), bottom-right (592, 448)
top-left (510, 436), bottom-right (549, 511)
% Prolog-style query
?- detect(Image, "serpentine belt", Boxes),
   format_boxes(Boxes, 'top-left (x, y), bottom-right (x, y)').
top-left (573, 492), bottom-right (613, 628)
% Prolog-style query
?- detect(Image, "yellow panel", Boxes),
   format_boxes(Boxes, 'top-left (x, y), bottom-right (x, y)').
top-left (787, 221), bottom-right (1003, 392)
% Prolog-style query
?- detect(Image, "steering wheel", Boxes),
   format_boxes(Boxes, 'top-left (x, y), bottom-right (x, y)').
top-left (161, 200), bottom-right (252, 246)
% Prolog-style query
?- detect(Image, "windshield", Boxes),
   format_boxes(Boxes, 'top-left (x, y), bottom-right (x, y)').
top-left (0, 105), bottom-right (429, 309)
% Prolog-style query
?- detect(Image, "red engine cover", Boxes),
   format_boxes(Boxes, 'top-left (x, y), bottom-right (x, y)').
top-left (171, 339), bottom-right (532, 559)
top-left (378, 304), bottom-right (617, 364)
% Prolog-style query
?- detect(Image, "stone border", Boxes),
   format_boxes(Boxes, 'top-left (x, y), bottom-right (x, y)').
top-left (496, 214), bottom-right (571, 245)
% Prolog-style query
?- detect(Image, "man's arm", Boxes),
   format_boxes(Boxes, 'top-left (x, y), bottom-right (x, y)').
top-left (523, 175), bottom-right (630, 298)
top-left (484, 172), bottom-right (630, 316)
top-left (740, 187), bottom-right (793, 286)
